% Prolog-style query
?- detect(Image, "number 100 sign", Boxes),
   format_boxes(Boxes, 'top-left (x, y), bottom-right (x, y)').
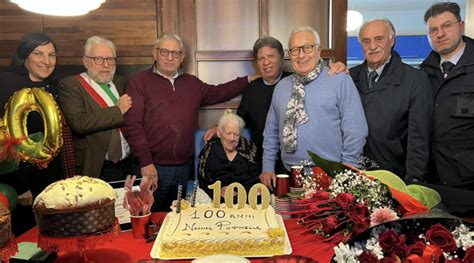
top-left (208, 181), bottom-right (270, 209)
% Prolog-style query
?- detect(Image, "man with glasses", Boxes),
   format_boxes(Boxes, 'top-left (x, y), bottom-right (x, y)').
top-left (259, 26), bottom-right (368, 190)
top-left (123, 32), bottom-right (257, 211)
top-left (58, 36), bottom-right (133, 181)
top-left (419, 2), bottom-right (474, 216)
top-left (350, 18), bottom-right (432, 184)
top-left (203, 37), bottom-right (291, 170)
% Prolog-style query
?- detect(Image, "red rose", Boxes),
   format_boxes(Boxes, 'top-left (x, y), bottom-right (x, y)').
top-left (321, 215), bottom-right (338, 234)
top-left (446, 259), bottom-right (462, 263)
top-left (358, 251), bottom-right (378, 263)
top-left (350, 203), bottom-right (368, 218)
top-left (352, 219), bottom-right (370, 235)
top-left (407, 241), bottom-right (426, 256)
top-left (464, 246), bottom-right (474, 262)
top-left (425, 224), bottom-right (457, 252)
top-left (379, 256), bottom-right (397, 263)
top-left (336, 193), bottom-right (355, 209)
top-left (379, 230), bottom-right (401, 253)
top-left (313, 191), bottom-right (330, 201)
top-left (392, 245), bottom-right (408, 261)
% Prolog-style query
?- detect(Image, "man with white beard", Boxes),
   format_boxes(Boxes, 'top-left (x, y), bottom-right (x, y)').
top-left (58, 36), bottom-right (133, 181)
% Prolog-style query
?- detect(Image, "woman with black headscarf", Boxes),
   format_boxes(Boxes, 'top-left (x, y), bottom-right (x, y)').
top-left (0, 32), bottom-right (76, 235)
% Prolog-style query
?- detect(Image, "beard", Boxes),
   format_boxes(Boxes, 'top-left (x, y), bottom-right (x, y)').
top-left (88, 67), bottom-right (115, 83)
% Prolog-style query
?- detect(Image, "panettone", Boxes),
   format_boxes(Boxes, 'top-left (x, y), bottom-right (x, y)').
top-left (33, 176), bottom-right (116, 236)
top-left (0, 202), bottom-right (11, 247)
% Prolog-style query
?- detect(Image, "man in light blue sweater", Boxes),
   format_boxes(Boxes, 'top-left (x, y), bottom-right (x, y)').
top-left (260, 26), bottom-right (368, 190)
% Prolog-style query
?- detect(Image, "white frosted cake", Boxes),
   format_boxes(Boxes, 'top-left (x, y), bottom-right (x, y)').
top-left (156, 203), bottom-right (286, 258)
top-left (33, 176), bottom-right (116, 236)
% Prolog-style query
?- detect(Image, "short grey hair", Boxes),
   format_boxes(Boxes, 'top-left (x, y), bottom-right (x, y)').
top-left (84, 36), bottom-right (116, 57)
top-left (358, 18), bottom-right (396, 42)
top-left (217, 109), bottom-right (245, 130)
top-left (154, 32), bottom-right (185, 54)
top-left (289, 26), bottom-right (321, 47)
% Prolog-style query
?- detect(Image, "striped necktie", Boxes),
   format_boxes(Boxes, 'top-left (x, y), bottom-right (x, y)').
top-left (368, 71), bottom-right (378, 89)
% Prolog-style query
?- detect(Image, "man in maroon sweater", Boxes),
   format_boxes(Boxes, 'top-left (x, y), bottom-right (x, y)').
top-left (123, 32), bottom-right (256, 211)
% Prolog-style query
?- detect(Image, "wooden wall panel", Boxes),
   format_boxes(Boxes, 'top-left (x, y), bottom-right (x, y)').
top-left (0, 0), bottom-right (347, 127)
top-left (0, 2), bottom-right (43, 64)
top-left (0, 0), bottom-right (158, 65)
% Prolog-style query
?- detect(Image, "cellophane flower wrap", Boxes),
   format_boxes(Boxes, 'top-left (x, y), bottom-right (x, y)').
top-left (287, 151), bottom-right (430, 245)
top-left (333, 214), bottom-right (474, 263)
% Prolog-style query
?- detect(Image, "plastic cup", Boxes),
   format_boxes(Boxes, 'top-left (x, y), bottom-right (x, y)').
top-left (275, 174), bottom-right (290, 198)
top-left (290, 165), bottom-right (303, 187)
top-left (130, 213), bottom-right (151, 239)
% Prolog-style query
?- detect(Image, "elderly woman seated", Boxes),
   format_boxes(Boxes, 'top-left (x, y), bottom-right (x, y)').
top-left (198, 110), bottom-right (261, 200)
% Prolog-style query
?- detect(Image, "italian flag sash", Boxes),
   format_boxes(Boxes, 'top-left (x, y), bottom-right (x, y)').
top-left (76, 73), bottom-right (118, 108)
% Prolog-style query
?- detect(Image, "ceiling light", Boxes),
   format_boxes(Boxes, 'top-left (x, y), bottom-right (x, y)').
top-left (10, 0), bottom-right (105, 16)
top-left (347, 10), bottom-right (363, 32)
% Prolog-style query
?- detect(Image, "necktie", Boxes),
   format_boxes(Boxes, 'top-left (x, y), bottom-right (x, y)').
top-left (442, 61), bottom-right (455, 79)
top-left (108, 129), bottom-right (122, 163)
top-left (368, 71), bottom-right (378, 90)
top-left (104, 84), bottom-right (122, 163)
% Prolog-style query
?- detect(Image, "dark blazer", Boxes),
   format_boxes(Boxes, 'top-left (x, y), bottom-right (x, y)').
top-left (350, 51), bottom-right (433, 182)
top-left (420, 36), bottom-right (474, 188)
top-left (419, 36), bottom-right (474, 215)
top-left (58, 74), bottom-right (127, 178)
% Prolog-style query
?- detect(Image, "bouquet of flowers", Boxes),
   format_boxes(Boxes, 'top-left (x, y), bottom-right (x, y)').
top-left (334, 212), bottom-right (474, 263)
top-left (287, 151), bottom-right (434, 245)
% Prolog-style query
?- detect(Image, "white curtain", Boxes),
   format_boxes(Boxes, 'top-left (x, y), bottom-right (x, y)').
top-left (466, 0), bottom-right (474, 38)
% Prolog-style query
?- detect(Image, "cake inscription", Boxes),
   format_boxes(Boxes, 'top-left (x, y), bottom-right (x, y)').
top-left (180, 221), bottom-right (263, 232)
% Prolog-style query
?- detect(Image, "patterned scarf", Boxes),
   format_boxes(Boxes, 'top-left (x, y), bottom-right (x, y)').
top-left (283, 61), bottom-right (323, 153)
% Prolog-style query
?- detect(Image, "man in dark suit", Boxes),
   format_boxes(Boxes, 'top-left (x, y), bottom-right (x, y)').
top-left (419, 2), bottom-right (474, 216)
top-left (58, 36), bottom-right (133, 181)
top-left (350, 18), bottom-right (432, 184)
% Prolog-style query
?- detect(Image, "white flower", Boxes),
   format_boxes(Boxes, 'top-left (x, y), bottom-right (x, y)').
top-left (453, 224), bottom-right (474, 250)
top-left (334, 243), bottom-right (359, 263)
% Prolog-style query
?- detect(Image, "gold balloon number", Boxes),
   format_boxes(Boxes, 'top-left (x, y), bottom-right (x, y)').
top-left (1, 88), bottom-right (63, 167)
top-left (208, 181), bottom-right (270, 209)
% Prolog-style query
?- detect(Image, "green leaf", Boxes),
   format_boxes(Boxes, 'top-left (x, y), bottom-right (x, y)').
top-left (364, 170), bottom-right (410, 195)
top-left (364, 170), bottom-right (441, 208)
top-left (406, 185), bottom-right (441, 209)
top-left (307, 150), bottom-right (348, 178)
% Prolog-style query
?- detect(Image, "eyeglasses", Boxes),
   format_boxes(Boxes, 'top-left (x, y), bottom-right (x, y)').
top-left (427, 20), bottom-right (460, 36)
top-left (156, 48), bottom-right (183, 58)
top-left (86, 56), bottom-right (117, 65)
top-left (289, 44), bottom-right (318, 56)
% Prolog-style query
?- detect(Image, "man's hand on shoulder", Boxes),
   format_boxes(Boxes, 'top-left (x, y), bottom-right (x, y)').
top-left (18, 190), bottom-right (33, 206)
top-left (259, 171), bottom-right (276, 190)
top-left (204, 126), bottom-right (217, 143)
top-left (247, 74), bottom-right (261, 83)
top-left (328, 61), bottom-right (349, 76)
top-left (117, 94), bottom-right (133, 115)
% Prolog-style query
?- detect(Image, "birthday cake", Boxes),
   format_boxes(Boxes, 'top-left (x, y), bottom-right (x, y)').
top-left (33, 176), bottom-right (116, 236)
top-left (155, 203), bottom-right (287, 258)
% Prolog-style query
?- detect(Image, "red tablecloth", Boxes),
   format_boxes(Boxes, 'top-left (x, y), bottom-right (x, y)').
top-left (16, 213), bottom-right (335, 263)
